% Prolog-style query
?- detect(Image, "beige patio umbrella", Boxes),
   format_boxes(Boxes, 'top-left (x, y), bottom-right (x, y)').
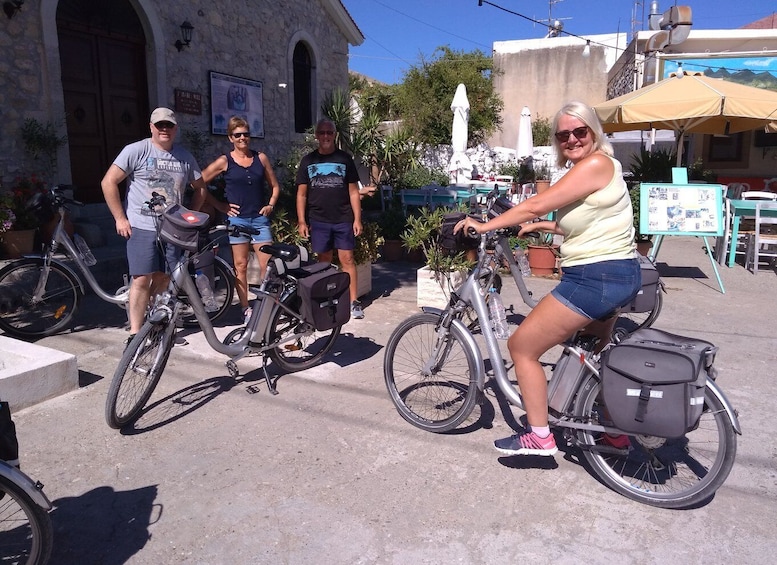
top-left (594, 72), bottom-right (777, 165)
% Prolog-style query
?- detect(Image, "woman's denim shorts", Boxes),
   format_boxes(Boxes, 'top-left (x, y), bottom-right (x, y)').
top-left (551, 258), bottom-right (642, 319)
top-left (228, 215), bottom-right (272, 245)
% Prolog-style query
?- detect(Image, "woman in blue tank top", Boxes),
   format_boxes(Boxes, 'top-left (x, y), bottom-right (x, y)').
top-left (202, 116), bottom-right (280, 323)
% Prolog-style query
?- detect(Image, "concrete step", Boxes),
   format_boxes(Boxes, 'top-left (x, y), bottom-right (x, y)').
top-left (0, 336), bottom-right (78, 411)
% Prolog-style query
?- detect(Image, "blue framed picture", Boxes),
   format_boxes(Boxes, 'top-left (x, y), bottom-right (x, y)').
top-left (639, 183), bottom-right (723, 237)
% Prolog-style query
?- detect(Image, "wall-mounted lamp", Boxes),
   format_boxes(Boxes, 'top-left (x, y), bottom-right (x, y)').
top-left (582, 40), bottom-right (591, 58)
top-left (3, 0), bottom-right (23, 19)
top-left (278, 83), bottom-right (287, 89)
top-left (174, 20), bottom-right (194, 52)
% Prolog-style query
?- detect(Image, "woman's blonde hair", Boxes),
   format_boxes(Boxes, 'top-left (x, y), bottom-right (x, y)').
top-left (227, 116), bottom-right (250, 136)
top-left (551, 101), bottom-right (613, 168)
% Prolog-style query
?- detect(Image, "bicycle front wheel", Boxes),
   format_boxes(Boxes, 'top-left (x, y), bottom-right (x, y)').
top-left (0, 474), bottom-right (53, 565)
top-left (267, 291), bottom-right (341, 372)
top-left (574, 376), bottom-right (737, 509)
top-left (383, 312), bottom-right (479, 433)
top-left (105, 318), bottom-right (175, 428)
top-left (0, 258), bottom-right (80, 338)
top-left (180, 259), bottom-right (235, 327)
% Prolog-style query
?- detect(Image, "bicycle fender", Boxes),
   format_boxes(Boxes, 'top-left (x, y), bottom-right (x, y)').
top-left (420, 307), bottom-right (486, 391)
top-left (0, 462), bottom-right (52, 510)
top-left (706, 378), bottom-right (742, 435)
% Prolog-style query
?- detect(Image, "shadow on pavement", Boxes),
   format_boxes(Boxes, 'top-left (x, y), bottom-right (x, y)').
top-left (49, 484), bottom-right (158, 564)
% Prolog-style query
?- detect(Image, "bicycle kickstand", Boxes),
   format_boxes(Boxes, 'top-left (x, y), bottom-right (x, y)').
top-left (261, 357), bottom-right (279, 395)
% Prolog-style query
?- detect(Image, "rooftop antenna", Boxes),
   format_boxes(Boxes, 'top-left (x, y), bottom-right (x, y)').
top-left (544, 0), bottom-right (571, 37)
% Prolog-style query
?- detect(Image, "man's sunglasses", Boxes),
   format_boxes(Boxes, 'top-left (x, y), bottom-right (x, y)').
top-left (231, 132), bottom-right (250, 138)
top-left (154, 121), bottom-right (176, 130)
top-left (554, 126), bottom-right (589, 142)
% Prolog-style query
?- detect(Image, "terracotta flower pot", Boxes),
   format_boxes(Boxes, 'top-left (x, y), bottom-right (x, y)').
top-left (1, 229), bottom-right (37, 259)
top-left (527, 244), bottom-right (558, 276)
top-left (382, 239), bottom-right (404, 262)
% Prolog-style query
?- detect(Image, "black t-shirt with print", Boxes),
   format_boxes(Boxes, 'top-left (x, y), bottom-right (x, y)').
top-left (296, 149), bottom-right (359, 223)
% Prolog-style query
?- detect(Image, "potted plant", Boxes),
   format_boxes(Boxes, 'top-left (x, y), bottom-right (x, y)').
top-left (377, 206), bottom-right (407, 261)
top-left (627, 148), bottom-right (676, 255)
top-left (401, 206), bottom-right (475, 308)
top-left (350, 221), bottom-right (383, 298)
top-left (0, 175), bottom-right (46, 259)
top-left (525, 231), bottom-right (559, 277)
top-left (533, 162), bottom-right (552, 194)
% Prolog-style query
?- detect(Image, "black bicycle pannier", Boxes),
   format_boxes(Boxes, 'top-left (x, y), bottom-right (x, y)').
top-left (297, 264), bottom-right (350, 331)
top-left (159, 204), bottom-right (210, 252)
top-left (486, 195), bottom-right (515, 219)
top-left (601, 328), bottom-right (717, 438)
top-left (439, 213), bottom-right (478, 253)
top-left (624, 254), bottom-right (660, 313)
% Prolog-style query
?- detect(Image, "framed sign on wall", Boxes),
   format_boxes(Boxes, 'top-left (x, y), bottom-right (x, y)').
top-left (640, 183), bottom-right (724, 237)
top-left (209, 71), bottom-right (264, 138)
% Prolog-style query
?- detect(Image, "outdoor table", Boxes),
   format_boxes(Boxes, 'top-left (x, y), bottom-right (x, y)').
top-left (726, 198), bottom-right (777, 267)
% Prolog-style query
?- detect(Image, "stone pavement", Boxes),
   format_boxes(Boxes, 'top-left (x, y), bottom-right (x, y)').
top-left (6, 236), bottom-right (777, 564)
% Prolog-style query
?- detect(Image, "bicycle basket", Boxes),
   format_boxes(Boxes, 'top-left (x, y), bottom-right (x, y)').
top-left (159, 204), bottom-right (210, 252)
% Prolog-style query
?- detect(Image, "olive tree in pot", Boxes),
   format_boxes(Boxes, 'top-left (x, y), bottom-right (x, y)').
top-left (401, 206), bottom-right (474, 308)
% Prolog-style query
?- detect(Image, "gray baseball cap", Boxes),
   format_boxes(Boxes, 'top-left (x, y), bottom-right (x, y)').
top-left (150, 107), bottom-right (177, 125)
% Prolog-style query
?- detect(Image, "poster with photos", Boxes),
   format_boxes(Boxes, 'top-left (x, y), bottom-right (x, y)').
top-left (209, 71), bottom-right (264, 138)
top-left (639, 183), bottom-right (724, 237)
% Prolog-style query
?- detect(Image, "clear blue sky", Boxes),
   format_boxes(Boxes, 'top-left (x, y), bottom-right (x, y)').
top-left (341, 0), bottom-right (776, 84)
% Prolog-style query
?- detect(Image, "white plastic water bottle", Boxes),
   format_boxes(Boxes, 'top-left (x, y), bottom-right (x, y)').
top-left (195, 270), bottom-right (219, 312)
top-left (488, 287), bottom-right (510, 339)
top-left (73, 233), bottom-right (97, 266)
top-left (515, 247), bottom-right (531, 277)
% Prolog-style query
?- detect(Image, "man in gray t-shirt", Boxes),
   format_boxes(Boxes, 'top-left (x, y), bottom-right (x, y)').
top-left (101, 107), bottom-right (207, 341)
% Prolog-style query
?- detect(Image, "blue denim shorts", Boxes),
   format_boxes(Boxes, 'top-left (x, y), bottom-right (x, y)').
top-left (228, 215), bottom-right (272, 245)
top-left (126, 228), bottom-right (181, 276)
top-left (551, 258), bottom-right (642, 319)
top-left (309, 221), bottom-right (355, 253)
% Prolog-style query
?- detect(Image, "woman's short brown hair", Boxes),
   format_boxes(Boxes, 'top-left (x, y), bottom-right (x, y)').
top-left (227, 116), bottom-right (249, 136)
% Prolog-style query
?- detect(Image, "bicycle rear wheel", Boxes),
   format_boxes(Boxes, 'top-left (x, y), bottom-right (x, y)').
top-left (574, 376), bottom-right (737, 508)
top-left (180, 258), bottom-right (235, 327)
top-left (0, 474), bottom-right (53, 565)
top-left (105, 318), bottom-right (175, 428)
top-left (267, 291), bottom-right (341, 372)
top-left (614, 287), bottom-right (662, 334)
top-left (383, 312), bottom-right (479, 432)
top-left (0, 258), bottom-right (81, 338)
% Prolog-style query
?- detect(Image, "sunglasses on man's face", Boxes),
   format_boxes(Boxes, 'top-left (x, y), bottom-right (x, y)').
top-left (154, 121), bottom-right (176, 130)
top-left (554, 126), bottom-right (589, 142)
top-left (231, 132), bottom-right (250, 138)
top-left (316, 130), bottom-right (335, 136)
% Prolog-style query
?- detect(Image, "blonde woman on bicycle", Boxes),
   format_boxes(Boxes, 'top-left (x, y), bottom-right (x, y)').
top-left (455, 100), bottom-right (641, 457)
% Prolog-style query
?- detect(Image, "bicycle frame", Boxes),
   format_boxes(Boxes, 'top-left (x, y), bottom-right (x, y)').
top-left (423, 231), bottom-right (742, 436)
top-left (165, 250), bottom-right (307, 362)
top-left (31, 208), bottom-right (126, 306)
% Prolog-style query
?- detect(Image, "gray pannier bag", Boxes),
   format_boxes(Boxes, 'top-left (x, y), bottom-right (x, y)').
top-left (296, 263), bottom-right (350, 331)
top-left (601, 328), bottom-right (717, 438)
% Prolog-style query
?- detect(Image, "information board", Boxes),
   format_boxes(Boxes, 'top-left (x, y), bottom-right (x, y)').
top-left (639, 183), bottom-right (724, 237)
top-left (209, 71), bottom-right (264, 138)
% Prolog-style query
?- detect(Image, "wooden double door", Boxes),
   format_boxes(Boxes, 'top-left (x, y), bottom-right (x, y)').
top-left (59, 28), bottom-right (149, 203)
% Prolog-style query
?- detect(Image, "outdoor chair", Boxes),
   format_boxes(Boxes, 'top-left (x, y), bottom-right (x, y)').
top-left (745, 201), bottom-right (777, 274)
top-left (716, 188), bottom-right (777, 265)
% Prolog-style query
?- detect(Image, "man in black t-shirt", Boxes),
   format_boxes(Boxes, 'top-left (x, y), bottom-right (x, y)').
top-left (296, 118), bottom-right (365, 319)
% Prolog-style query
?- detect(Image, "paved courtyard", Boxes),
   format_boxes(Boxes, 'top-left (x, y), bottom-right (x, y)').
top-left (6, 236), bottom-right (777, 564)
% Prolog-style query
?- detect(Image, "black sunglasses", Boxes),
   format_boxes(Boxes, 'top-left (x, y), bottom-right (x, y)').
top-left (554, 126), bottom-right (589, 142)
top-left (231, 132), bottom-right (250, 138)
top-left (316, 130), bottom-right (335, 135)
top-left (154, 121), bottom-right (176, 129)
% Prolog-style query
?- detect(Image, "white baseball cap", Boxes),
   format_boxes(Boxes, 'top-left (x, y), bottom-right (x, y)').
top-left (150, 107), bottom-right (177, 125)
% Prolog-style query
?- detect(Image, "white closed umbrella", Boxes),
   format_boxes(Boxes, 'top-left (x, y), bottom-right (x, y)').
top-left (448, 83), bottom-right (472, 183)
top-left (516, 106), bottom-right (534, 160)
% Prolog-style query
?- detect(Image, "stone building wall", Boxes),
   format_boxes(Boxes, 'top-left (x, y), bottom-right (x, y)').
top-left (0, 0), bottom-right (356, 188)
